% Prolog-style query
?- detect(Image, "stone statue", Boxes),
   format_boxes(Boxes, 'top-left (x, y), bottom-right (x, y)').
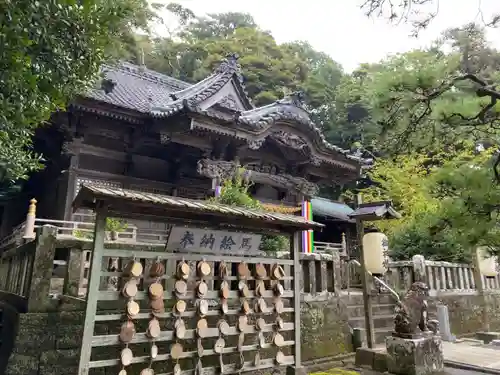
top-left (393, 281), bottom-right (430, 337)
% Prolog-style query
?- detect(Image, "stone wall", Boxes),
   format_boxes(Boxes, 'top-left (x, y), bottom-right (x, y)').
top-left (301, 296), bottom-right (352, 361)
top-left (2, 295), bottom-right (352, 375)
top-left (5, 309), bottom-right (87, 375)
top-left (427, 293), bottom-right (500, 336)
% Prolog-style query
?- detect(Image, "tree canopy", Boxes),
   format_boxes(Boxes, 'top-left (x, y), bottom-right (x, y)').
top-left (0, 0), bottom-right (154, 187)
top-left (348, 2), bottom-right (500, 260)
top-left (123, 5), bottom-right (344, 127)
top-left (5, 0), bottom-right (500, 261)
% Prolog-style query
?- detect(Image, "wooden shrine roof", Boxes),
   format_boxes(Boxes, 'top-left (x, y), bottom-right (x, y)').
top-left (74, 55), bottom-right (370, 168)
top-left (73, 184), bottom-right (324, 234)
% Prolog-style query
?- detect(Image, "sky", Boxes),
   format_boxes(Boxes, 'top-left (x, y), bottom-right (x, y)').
top-left (157, 0), bottom-right (500, 72)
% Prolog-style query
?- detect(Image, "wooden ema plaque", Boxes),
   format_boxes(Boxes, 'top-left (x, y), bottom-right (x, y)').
top-left (79, 251), bottom-right (297, 375)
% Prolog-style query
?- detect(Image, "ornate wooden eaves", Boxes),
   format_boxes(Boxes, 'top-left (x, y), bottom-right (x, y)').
top-left (196, 158), bottom-right (319, 197)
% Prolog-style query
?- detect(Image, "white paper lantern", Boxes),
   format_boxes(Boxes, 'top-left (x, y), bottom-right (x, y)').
top-left (362, 232), bottom-right (389, 276)
top-left (476, 247), bottom-right (498, 278)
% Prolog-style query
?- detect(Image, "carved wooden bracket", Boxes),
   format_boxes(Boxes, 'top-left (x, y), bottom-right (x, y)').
top-left (196, 158), bottom-right (319, 197)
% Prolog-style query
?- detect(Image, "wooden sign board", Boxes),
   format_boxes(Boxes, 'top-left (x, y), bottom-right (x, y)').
top-left (168, 227), bottom-right (263, 255)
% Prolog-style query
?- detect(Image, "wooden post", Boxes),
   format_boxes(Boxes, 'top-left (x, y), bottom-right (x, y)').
top-left (78, 203), bottom-right (107, 375)
top-left (63, 248), bottom-right (83, 296)
top-left (291, 230), bottom-right (303, 372)
top-left (472, 249), bottom-right (490, 331)
top-left (341, 232), bottom-right (347, 256)
top-left (23, 198), bottom-right (37, 240)
top-left (27, 225), bottom-right (58, 311)
top-left (356, 194), bottom-right (375, 348)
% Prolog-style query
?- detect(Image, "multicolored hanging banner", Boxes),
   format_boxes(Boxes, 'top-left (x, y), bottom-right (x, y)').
top-left (302, 201), bottom-right (314, 253)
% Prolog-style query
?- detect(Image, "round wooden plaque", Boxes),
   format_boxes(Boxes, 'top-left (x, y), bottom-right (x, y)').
top-left (197, 281), bottom-right (208, 297)
top-left (147, 318), bottom-right (161, 338)
top-left (150, 298), bottom-right (164, 314)
top-left (151, 344), bottom-right (158, 359)
top-left (122, 280), bottom-right (138, 299)
top-left (140, 368), bottom-right (154, 375)
top-left (255, 263), bottom-right (267, 279)
top-left (196, 318), bottom-right (208, 330)
top-left (238, 315), bottom-right (248, 332)
top-left (175, 299), bottom-right (186, 314)
top-left (199, 299), bottom-right (209, 316)
top-left (256, 317), bottom-right (266, 331)
top-left (220, 299), bottom-right (229, 315)
top-left (149, 262), bottom-right (165, 278)
top-left (274, 283), bottom-right (284, 297)
top-left (220, 281), bottom-right (230, 299)
top-left (196, 318), bottom-right (208, 337)
top-left (174, 280), bottom-right (187, 296)
top-left (276, 351), bottom-right (285, 365)
top-left (170, 343), bottom-right (183, 360)
top-left (237, 262), bottom-right (250, 279)
top-left (218, 320), bottom-right (230, 335)
top-left (175, 319), bottom-right (186, 339)
top-left (237, 280), bottom-right (246, 292)
top-left (119, 369), bottom-right (127, 375)
top-left (241, 300), bottom-right (251, 315)
top-left (121, 347), bottom-right (133, 366)
top-left (258, 298), bottom-right (267, 313)
top-left (129, 261), bottom-right (143, 278)
top-left (219, 261), bottom-right (228, 278)
top-left (149, 282), bottom-right (164, 300)
top-left (241, 284), bottom-right (251, 298)
top-left (274, 298), bottom-right (284, 314)
top-left (214, 337), bottom-right (225, 354)
top-left (177, 262), bottom-right (190, 280)
top-left (119, 321), bottom-right (135, 343)
top-left (271, 264), bottom-right (285, 280)
top-left (127, 300), bottom-right (140, 318)
top-left (123, 260), bottom-right (138, 276)
top-left (255, 280), bottom-right (265, 297)
top-left (273, 332), bottom-right (285, 347)
top-left (197, 261), bottom-right (211, 277)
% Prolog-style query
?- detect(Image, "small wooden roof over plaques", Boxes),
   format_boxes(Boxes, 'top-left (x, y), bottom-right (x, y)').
top-left (73, 184), bottom-right (324, 234)
top-left (348, 201), bottom-right (401, 221)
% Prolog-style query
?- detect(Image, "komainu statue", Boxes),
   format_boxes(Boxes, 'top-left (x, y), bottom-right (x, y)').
top-left (393, 281), bottom-right (431, 337)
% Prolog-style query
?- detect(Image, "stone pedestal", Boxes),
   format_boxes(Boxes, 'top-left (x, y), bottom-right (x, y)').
top-left (386, 334), bottom-right (444, 375)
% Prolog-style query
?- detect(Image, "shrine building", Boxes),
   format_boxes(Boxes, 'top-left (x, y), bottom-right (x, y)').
top-left (0, 54), bottom-right (366, 249)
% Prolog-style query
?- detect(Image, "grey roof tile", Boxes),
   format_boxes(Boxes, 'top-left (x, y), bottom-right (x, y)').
top-left (79, 58), bottom-right (369, 165)
top-left (84, 62), bottom-right (186, 113)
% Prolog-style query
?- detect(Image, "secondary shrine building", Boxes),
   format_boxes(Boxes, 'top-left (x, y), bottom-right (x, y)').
top-left (0, 55), bottom-right (365, 247)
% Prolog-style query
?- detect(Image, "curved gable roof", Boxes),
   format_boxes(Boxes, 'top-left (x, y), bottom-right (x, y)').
top-left (79, 55), bottom-right (370, 167)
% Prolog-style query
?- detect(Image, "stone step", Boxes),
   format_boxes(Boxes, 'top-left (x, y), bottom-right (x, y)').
top-left (348, 303), bottom-right (395, 317)
top-left (349, 314), bottom-right (394, 329)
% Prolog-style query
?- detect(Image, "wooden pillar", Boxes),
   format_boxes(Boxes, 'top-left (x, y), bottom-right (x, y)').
top-left (63, 139), bottom-right (82, 221)
top-left (78, 203), bottom-right (107, 375)
top-left (356, 194), bottom-right (375, 349)
top-left (27, 225), bottom-right (58, 312)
